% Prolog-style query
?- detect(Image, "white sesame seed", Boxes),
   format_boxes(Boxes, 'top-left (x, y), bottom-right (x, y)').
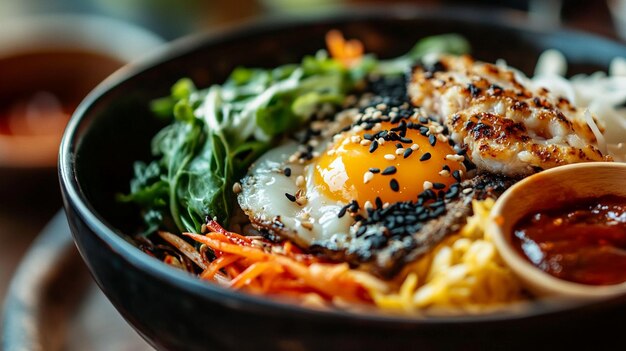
top-left (296, 175), bottom-right (305, 187)
top-left (288, 154), bottom-right (298, 163)
top-left (437, 134), bottom-right (449, 143)
top-left (435, 126), bottom-right (444, 133)
top-left (327, 149), bottom-right (336, 156)
top-left (364, 201), bottom-right (373, 210)
top-left (309, 139), bottom-right (319, 147)
top-left (411, 143), bottom-right (420, 151)
top-left (352, 125), bottom-right (363, 133)
top-left (388, 111), bottom-right (397, 118)
top-left (395, 148), bottom-right (405, 155)
top-left (372, 123), bottom-right (382, 132)
top-left (301, 221), bottom-right (313, 230)
top-left (363, 171), bottom-right (374, 184)
top-left (350, 135), bottom-right (361, 143)
top-left (312, 151), bottom-right (320, 158)
top-left (423, 181), bottom-right (433, 190)
top-left (384, 154), bottom-right (396, 160)
top-left (376, 103), bottom-right (387, 110)
top-left (383, 202), bottom-right (390, 209)
top-left (296, 196), bottom-right (308, 206)
top-left (462, 188), bottom-right (473, 194)
top-left (360, 139), bottom-right (372, 146)
top-left (439, 170), bottom-right (450, 177)
top-left (232, 182), bottom-right (242, 194)
top-left (445, 154), bottom-right (465, 162)
top-left (372, 110), bottom-right (383, 118)
top-left (377, 137), bottom-right (385, 145)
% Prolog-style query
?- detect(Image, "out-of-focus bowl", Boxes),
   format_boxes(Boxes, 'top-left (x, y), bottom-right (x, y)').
top-left (59, 7), bottom-right (626, 351)
top-left (488, 162), bottom-right (626, 299)
top-left (0, 15), bottom-right (162, 203)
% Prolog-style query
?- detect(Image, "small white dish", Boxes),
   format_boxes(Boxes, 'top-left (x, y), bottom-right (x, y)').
top-left (487, 162), bottom-right (626, 300)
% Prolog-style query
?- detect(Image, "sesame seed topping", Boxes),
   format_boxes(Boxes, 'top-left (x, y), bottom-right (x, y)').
top-left (285, 193), bottom-right (296, 202)
top-left (384, 154), bottom-right (396, 161)
top-left (395, 148), bottom-right (405, 155)
top-left (462, 188), bottom-right (473, 194)
top-left (350, 135), bottom-right (361, 143)
top-left (381, 166), bottom-right (397, 175)
top-left (232, 182), bottom-right (242, 194)
top-left (296, 175), bottom-right (305, 187)
top-left (453, 170), bottom-right (463, 182)
top-left (301, 221), bottom-right (314, 230)
top-left (411, 143), bottom-right (419, 151)
top-left (433, 182), bottom-right (446, 190)
top-left (403, 148), bottom-right (413, 158)
top-left (423, 181), bottom-right (433, 190)
top-left (337, 206), bottom-right (347, 218)
top-left (446, 154), bottom-right (465, 162)
top-left (364, 201), bottom-right (373, 210)
top-left (428, 134), bottom-right (437, 146)
top-left (369, 167), bottom-right (380, 173)
top-left (363, 171), bottom-right (374, 184)
top-left (360, 139), bottom-right (372, 146)
top-left (420, 152), bottom-right (432, 161)
top-left (377, 137), bottom-right (386, 145)
top-left (369, 140), bottom-right (379, 153)
top-left (438, 170), bottom-right (450, 177)
top-left (284, 167), bottom-right (291, 177)
top-left (389, 179), bottom-right (399, 192)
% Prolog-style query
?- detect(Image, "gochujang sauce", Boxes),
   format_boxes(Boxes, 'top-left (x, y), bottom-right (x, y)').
top-left (512, 195), bottom-right (626, 285)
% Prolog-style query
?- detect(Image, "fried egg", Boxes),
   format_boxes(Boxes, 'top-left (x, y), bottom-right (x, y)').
top-left (238, 104), bottom-right (466, 249)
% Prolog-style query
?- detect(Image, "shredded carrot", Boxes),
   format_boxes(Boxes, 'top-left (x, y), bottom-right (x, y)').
top-left (200, 254), bottom-right (239, 280)
top-left (230, 261), bottom-right (281, 289)
top-left (184, 233), bottom-right (268, 261)
top-left (325, 29), bottom-right (364, 67)
top-left (170, 226), bottom-right (379, 305)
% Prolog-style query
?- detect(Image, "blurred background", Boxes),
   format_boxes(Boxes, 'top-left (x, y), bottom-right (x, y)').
top-left (0, 0), bottom-right (623, 349)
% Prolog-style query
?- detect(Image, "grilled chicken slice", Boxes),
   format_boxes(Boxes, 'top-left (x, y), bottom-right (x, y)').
top-left (409, 55), bottom-right (611, 176)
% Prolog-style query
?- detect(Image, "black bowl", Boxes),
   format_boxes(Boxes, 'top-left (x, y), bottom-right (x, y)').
top-left (59, 6), bottom-right (626, 351)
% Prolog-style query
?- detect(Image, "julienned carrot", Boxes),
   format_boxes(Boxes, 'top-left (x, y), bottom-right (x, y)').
top-left (183, 230), bottom-right (374, 303)
top-left (184, 233), bottom-right (268, 261)
top-left (206, 220), bottom-right (253, 245)
top-left (229, 261), bottom-right (282, 289)
top-left (200, 254), bottom-right (239, 280)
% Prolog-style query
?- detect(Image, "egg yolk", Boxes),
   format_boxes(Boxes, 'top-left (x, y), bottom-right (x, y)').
top-left (314, 121), bottom-right (465, 206)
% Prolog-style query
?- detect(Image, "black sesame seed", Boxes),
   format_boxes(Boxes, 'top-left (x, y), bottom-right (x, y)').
top-left (284, 167), bottom-right (291, 177)
top-left (442, 165), bottom-right (451, 172)
top-left (285, 193), bottom-right (296, 202)
top-left (337, 206), bottom-right (348, 218)
top-left (395, 143), bottom-right (403, 148)
top-left (456, 148), bottom-right (467, 155)
top-left (400, 137), bottom-right (413, 143)
top-left (432, 182), bottom-right (446, 190)
top-left (375, 197), bottom-right (383, 209)
top-left (428, 134), bottom-right (437, 146)
top-left (382, 166), bottom-right (397, 175)
top-left (369, 167), bottom-right (380, 174)
top-left (452, 170), bottom-right (462, 182)
top-left (431, 207), bottom-right (445, 218)
top-left (403, 148), bottom-right (413, 158)
top-left (363, 133), bottom-right (374, 140)
top-left (420, 152), bottom-right (432, 161)
top-left (390, 179), bottom-right (399, 192)
top-left (369, 140), bottom-right (379, 153)
top-left (419, 117), bottom-right (429, 124)
top-left (419, 127), bottom-right (429, 136)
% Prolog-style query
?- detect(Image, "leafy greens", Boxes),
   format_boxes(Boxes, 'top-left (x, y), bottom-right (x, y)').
top-left (121, 34), bottom-right (470, 234)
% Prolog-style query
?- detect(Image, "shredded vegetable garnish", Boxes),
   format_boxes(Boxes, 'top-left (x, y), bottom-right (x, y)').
top-left (170, 221), bottom-right (385, 305)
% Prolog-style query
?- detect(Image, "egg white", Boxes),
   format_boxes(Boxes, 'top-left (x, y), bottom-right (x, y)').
top-left (237, 141), bottom-right (355, 249)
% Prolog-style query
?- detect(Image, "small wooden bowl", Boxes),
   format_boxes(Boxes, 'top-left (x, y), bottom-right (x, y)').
top-left (487, 162), bottom-right (626, 300)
